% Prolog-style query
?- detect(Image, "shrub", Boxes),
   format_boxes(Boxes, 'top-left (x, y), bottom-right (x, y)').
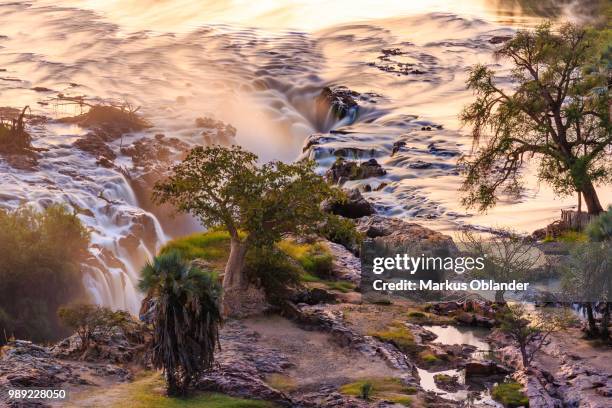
top-left (244, 246), bottom-right (301, 305)
top-left (277, 240), bottom-right (333, 278)
top-left (491, 382), bottom-right (529, 408)
top-left (0, 106), bottom-right (31, 152)
top-left (320, 214), bottom-right (362, 252)
top-left (58, 304), bottom-right (131, 351)
top-left (0, 205), bottom-right (89, 343)
top-left (586, 205), bottom-right (612, 242)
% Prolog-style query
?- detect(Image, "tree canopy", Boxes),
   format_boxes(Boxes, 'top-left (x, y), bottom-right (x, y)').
top-left (460, 23), bottom-right (611, 214)
top-left (153, 145), bottom-right (335, 246)
top-left (153, 145), bottom-right (336, 312)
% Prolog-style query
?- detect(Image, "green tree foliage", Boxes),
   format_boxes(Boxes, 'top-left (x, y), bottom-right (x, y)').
top-left (153, 145), bottom-right (336, 312)
top-left (0, 205), bottom-right (90, 343)
top-left (460, 23), bottom-right (611, 214)
top-left (139, 251), bottom-right (222, 396)
top-left (57, 304), bottom-right (131, 351)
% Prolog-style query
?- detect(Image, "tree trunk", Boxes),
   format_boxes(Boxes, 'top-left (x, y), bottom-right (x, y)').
top-left (582, 179), bottom-right (603, 215)
top-left (585, 303), bottom-right (598, 337)
top-left (222, 237), bottom-right (248, 290)
top-left (601, 302), bottom-right (610, 341)
top-left (495, 290), bottom-right (506, 304)
top-left (519, 343), bottom-right (529, 368)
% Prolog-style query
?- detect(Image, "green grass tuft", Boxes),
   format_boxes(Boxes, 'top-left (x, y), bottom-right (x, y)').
top-left (160, 230), bottom-right (231, 268)
top-left (339, 377), bottom-right (415, 406)
top-left (278, 240), bottom-right (333, 278)
top-left (491, 382), bottom-right (529, 408)
top-left (370, 322), bottom-right (415, 351)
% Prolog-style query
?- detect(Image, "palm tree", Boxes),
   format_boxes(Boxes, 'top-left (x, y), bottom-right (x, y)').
top-left (139, 251), bottom-right (222, 396)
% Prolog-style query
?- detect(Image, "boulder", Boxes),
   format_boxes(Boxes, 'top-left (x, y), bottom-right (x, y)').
top-left (356, 215), bottom-right (458, 254)
top-left (326, 158), bottom-right (386, 184)
top-left (322, 188), bottom-right (375, 219)
top-left (433, 373), bottom-right (463, 392)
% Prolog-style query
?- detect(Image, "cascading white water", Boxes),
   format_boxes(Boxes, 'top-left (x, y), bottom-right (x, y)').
top-left (0, 0), bottom-right (609, 313)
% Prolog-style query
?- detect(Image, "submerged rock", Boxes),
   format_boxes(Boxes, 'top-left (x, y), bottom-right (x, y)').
top-left (196, 117), bottom-right (237, 145)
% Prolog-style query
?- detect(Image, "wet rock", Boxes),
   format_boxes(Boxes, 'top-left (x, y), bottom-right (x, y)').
top-left (489, 35), bottom-right (512, 44)
top-left (391, 140), bottom-right (406, 156)
top-left (322, 188), bottom-right (375, 218)
top-left (405, 323), bottom-right (437, 344)
top-left (332, 147), bottom-right (378, 159)
top-left (427, 142), bottom-right (460, 157)
top-left (120, 134), bottom-right (188, 170)
top-left (315, 86), bottom-right (359, 121)
top-left (73, 130), bottom-right (118, 160)
top-left (326, 158), bottom-right (386, 184)
top-left (464, 360), bottom-right (510, 377)
top-left (196, 117), bottom-right (237, 145)
top-left (31, 87), bottom-right (53, 93)
top-left (433, 373), bottom-right (463, 392)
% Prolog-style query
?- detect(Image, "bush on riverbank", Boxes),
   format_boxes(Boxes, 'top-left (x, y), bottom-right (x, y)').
top-left (159, 231), bottom-right (336, 304)
top-left (0, 205), bottom-right (90, 344)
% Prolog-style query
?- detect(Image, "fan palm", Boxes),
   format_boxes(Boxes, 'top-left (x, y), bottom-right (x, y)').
top-left (139, 251), bottom-right (222, 396)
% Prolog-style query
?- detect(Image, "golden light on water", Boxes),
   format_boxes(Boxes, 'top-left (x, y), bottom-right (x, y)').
top-left (40, 0), bottom-right (560, 32)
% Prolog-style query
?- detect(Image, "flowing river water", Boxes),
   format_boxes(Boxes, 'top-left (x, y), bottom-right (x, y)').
top-left (0, 0), bottom-right (609, 312)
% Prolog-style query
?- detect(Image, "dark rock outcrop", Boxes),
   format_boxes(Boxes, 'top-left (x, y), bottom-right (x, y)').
top-left (463, 360), bottom-right (510, 377)
top-left (0, 340), bottom-right (131, 408)
top-left (326, 158), bottom-right (386, 184)
top-left (315, 86), bottom-right (359, 122)
top-left (322, 188), bottom-right (375, 218)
